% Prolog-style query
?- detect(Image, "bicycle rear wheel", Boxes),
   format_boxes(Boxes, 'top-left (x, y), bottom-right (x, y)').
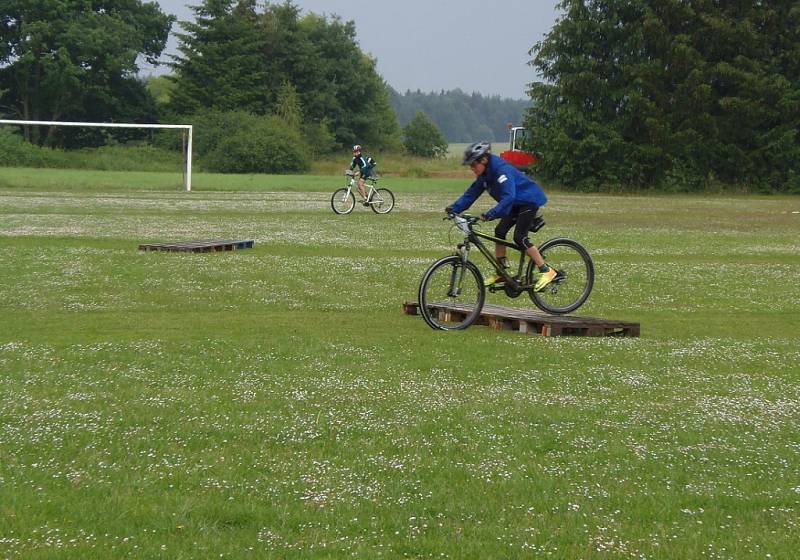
top-left (331, 188), bottom-right (355, 214)
top-left (418, 255), bottom-right (485, 330)
top-left (526, 238), bottom-right (594, 314)
top-left (370, 188), bottom-right (395, 214)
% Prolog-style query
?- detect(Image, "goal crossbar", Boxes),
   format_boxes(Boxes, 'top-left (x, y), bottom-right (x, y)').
top-left (0, 119), bottom-right (193, 191)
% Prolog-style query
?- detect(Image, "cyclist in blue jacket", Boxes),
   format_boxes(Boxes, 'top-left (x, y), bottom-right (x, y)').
top-left (446, 141), bottom-right (557, 291)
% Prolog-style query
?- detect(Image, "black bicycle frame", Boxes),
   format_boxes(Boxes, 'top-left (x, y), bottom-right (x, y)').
top-left (461, 226), bottom-right (533, 291)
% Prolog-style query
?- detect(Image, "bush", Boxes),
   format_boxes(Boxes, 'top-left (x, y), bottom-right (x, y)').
top-left (190, 110), bottom-right (310, 173)
top-left (0, 128), bottom-right (54, 167)
top-left (402, 111), bottom-right (448, 159)
top-left (302, 119), bottom-right (337, 158)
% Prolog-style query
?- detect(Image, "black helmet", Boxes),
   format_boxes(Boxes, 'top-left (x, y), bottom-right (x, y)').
top-left (462, 141), bottom-right (491, 165)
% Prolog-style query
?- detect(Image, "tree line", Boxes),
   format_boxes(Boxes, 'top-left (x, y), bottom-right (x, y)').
top-left (2, 0), bottom-right (798, 190)
top-left (1, 0), bottom-right (405, 172)
top-left (390, 88), bottom-right (530, 143)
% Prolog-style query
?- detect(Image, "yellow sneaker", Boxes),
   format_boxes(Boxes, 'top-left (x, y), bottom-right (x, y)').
top-left (484, 273), bottom-right (505, 287)
top-left (534, 268), bottom-right (557, 291)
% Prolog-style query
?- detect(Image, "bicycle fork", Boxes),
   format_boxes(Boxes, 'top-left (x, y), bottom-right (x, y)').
top-left (447, 243), bottom-right (470, 297)
top-left (340, 183), bottom-right (353, 203)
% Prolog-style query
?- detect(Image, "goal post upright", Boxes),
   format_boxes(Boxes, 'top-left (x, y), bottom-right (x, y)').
top-left (0, 119), bottom-right (194, 192)
top-left (186, 125), bottom-right (192, 192)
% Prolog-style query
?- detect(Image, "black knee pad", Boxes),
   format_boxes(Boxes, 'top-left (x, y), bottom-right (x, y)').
top-left (515, 234), bottom-right (533, 250)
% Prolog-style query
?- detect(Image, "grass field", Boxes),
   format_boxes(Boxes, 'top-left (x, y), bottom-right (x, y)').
top-left (1, 171), bottom-right (799, 558)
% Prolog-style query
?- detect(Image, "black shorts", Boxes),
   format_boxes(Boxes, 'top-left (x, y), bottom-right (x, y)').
top-left (494, 203), bottom-right (539, 250)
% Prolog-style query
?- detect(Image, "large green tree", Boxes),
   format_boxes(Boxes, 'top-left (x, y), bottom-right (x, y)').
top-left (168, 0), bottom-right (267, 115)
top-left (0, 0), bottom-right (174, 146)
top-left (168, 0), bottom-right (400, 150)
top-left (527, 0), bottom-right (800, 192)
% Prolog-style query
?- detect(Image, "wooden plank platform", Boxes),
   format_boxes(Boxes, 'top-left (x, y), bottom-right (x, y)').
top-left (138, 239), bottom-right (254, 253)
top-left (403, 301), bottom-right (640, 337)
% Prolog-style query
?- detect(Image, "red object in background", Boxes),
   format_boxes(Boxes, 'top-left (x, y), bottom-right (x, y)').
top-left (499, 125), bottom-right (538, 170)
top-left (499, 149), bottom-right (537, 168)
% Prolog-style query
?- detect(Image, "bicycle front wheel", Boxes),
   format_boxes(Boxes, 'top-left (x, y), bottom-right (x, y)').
top-left (370, 188), bottom-right (395, 214)
top-left (331, 188), bottom-right (355, 214)
top-left (418, 255), bottom-right (485, 330)
top-left (526, 238), bottom-right (594, 314)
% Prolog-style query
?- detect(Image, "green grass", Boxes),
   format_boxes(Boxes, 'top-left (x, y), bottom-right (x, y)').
top-left (1, 178), bottom-right (799, 558)
top-left (0, 127), bottom-right (496, 180)
top-left (0, 166), bottom-right (472, 193)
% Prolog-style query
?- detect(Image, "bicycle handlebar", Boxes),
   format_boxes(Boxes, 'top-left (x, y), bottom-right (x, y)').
top-left (445, 212), bottom-right (482, 236)
top-left (445, 212), bottom-right (481, 224)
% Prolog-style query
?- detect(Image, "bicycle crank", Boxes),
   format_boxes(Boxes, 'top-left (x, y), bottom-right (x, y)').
top-left (504, 284), bottom-right (523, 298)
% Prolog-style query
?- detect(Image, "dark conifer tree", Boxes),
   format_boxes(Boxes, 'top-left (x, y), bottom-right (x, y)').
top-left (527, 0), bottom-right (800, 192)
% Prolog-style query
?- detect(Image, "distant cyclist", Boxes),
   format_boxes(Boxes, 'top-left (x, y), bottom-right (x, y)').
top-left (350, 144), bottom-right (376, 203)
top-left (445, 141), bottom-right (557, 291)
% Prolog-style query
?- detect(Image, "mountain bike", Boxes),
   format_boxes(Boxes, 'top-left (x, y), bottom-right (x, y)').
top-left (331, 170), bottom-right (395, 214)
top-left (417, 212), bottom-right (594, 330)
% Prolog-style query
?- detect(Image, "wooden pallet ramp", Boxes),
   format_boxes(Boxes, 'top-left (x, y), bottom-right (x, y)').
top-left (403, 301), bottom-right (640, 337)
top-left (138, 239), bottom-right (254, 253)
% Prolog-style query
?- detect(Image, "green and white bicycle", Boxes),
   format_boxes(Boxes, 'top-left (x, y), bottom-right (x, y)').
top-left (417, 212), bottom-right (594, 330)
top-left (331, 170), bottom-right (395, 215)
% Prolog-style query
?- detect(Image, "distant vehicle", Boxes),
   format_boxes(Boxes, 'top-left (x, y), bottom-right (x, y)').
top-left (499, 124), bottom-right (538, 172)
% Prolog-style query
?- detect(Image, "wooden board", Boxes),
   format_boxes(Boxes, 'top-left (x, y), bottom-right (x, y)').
top-left (403, 301), bottom-right (640, 337)
top-left (138, 239), bottom-right (254, 253)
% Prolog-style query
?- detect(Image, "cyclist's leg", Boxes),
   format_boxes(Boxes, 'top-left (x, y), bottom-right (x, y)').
top-left (361, 167), bottom-right (374, 200)
top-left (514, 205), bottom-right (557, 290)
top-left (484, 215), bottom-right (515, 286)
top-left (494, 214), bottom-right (515, 261)
top-left (356, 176), bottom-right (367, 198)
top-left (512, 204), bottom-right (544, 265)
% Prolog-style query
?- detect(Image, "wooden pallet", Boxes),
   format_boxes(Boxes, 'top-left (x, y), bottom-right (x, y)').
top-left (403, 301), bottom-right (640, 337)
top-left (138, 239), bottom-right (254, 253)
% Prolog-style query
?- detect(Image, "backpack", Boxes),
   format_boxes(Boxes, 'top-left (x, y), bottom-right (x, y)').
top-left (366, 156), bottom-right (377, 167)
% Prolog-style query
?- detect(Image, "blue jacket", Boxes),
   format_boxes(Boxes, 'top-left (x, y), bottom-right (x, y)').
top-left (450, 154), bottom-right (547, 220)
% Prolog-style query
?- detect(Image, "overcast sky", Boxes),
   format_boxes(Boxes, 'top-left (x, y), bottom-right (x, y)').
top-left (147, 0), bottom-right (562, 99)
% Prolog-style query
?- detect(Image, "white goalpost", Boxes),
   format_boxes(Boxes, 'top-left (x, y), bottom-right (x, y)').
top-left (0, 119), bottom-right (194, 191)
